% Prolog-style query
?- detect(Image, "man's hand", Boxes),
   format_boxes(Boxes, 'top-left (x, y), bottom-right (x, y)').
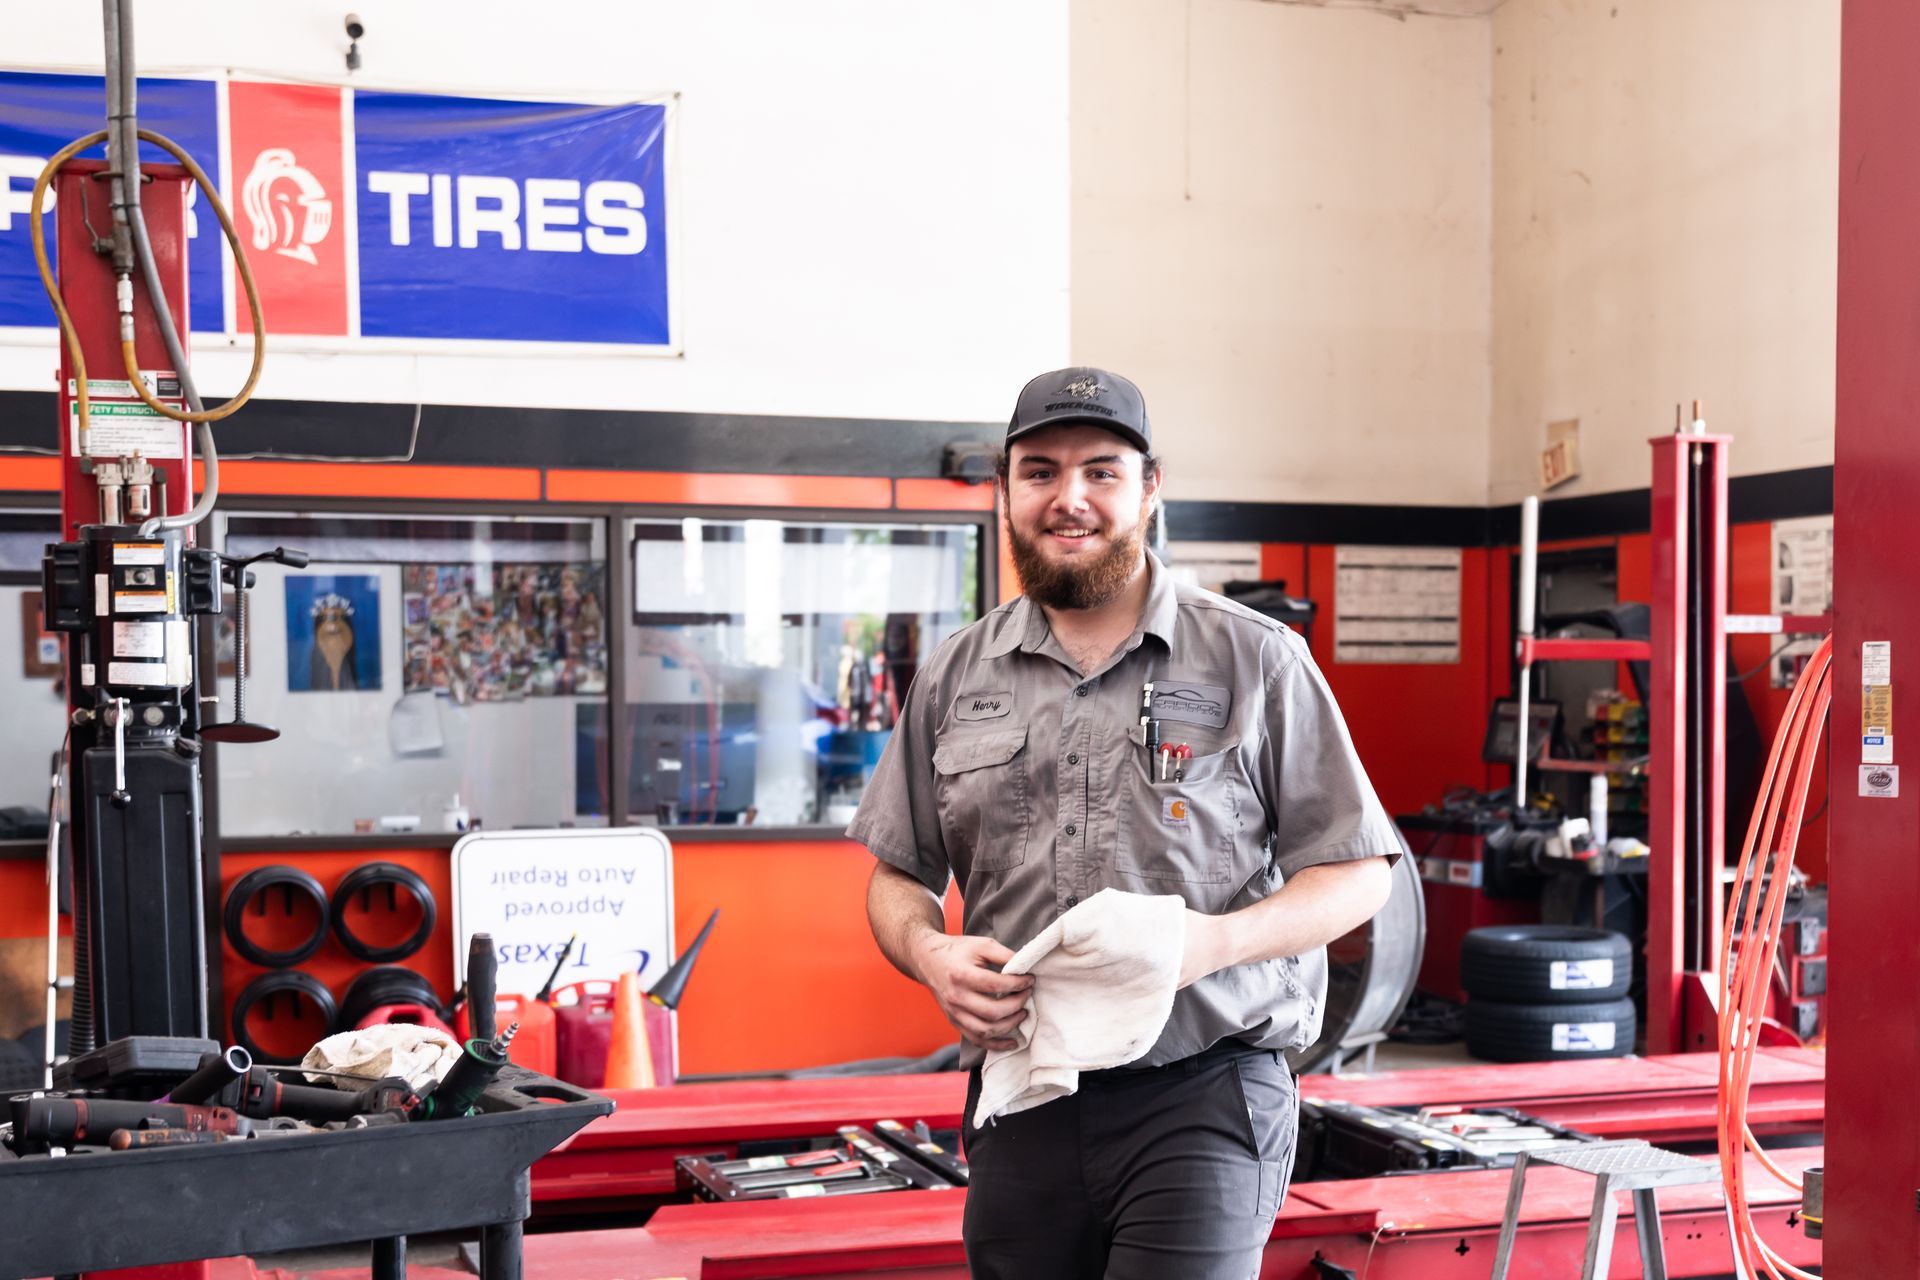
top-left (1178, 910), bottom-right (1227, 989)
top-left (912, 933), bottom-right (1033, 1051)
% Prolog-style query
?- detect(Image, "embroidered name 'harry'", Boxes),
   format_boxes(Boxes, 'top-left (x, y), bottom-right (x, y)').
top-left (955, 692), bottom-right (1013, 721)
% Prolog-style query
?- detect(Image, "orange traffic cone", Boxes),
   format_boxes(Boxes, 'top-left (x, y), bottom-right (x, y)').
top-left (603, 970), bottom-right (656, 1090)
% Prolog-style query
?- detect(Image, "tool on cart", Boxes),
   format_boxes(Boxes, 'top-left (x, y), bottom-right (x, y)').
top-left (8, 1096), bottom-right (251, 1151)
top-left (466, 932), bottom-right (498, 1042)
top-left (159, 1045), bottom-right (251, 1104)
top-left (411, 1023), bottom-right (519, 1121)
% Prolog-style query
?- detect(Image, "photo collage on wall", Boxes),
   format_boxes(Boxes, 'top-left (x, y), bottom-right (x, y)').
top-left (402, 562), bottom-right (608, 702)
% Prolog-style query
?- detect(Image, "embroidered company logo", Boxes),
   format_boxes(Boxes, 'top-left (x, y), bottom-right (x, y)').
top-left (1059, 375), bottom-right (1106, 400)
top-left (1159, 688), bottom-right (1224, 718)
top-left (1162, 797), bottom-right (1188, 826)
top-left (242, 148), bottom-right (333, 265)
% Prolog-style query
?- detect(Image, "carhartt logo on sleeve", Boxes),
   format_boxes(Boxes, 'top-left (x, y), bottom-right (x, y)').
top-left (1152, 682), bottom-right (1231, 729)
top-left (955, 692), bottom-right (1013, 721)
top-left (1162, 797), bottom-right (1189, 826)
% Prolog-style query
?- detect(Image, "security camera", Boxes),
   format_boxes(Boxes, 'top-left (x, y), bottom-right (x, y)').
top-left (345, 13), bottom-right (365, 39)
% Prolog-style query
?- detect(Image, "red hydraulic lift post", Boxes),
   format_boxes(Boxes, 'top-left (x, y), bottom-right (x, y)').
top-left (1645, 430), bottom-right (1729, 1056)
top-left (1830, 0), bottom-right (1920, 1270)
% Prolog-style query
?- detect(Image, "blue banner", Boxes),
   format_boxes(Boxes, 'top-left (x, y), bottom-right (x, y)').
top-left (0, 72), bottom-right (224, 333)
top-left (353, 93), bottom-right (669, 345)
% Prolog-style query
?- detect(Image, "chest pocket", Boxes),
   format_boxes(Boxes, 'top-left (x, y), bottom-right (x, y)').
top-left (933, 726), bottom-right (1031, 873)
top-left (1113, 743), bottom-right (1242, 909)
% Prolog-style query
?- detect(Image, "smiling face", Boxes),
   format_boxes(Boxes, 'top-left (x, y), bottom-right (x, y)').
top-left (1002, 422), bottom-right (1162, 611)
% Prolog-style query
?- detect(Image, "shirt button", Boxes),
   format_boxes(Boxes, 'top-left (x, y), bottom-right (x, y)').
top-left (1075, 685), bottom-right (1089, 697)
top-left (1065, 824), bottom-right (1077, 836)
top-left (1065, 895), bottom-right (1079, 908)
top-left (1068, 753), bottom-right (1079, 765)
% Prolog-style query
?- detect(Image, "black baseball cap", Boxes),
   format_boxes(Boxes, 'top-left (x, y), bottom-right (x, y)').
top-left (1007, 367), bottom-right (1152, 455)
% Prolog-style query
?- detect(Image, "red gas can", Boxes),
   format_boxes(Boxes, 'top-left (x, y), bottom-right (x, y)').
top-left (454, 994), bottom-right (559, 1077)
top-left (552, 980), bottom-right (675, 1088)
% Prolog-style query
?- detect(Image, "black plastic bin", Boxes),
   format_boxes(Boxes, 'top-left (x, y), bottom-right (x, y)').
top-left (0, 1064), bottom-right (612, 1280)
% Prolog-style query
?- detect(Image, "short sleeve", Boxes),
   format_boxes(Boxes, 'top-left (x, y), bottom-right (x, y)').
top-left (846, 663), bottom-right (953, 896)
top-left (1256, 633), bottom-right (1405, 879)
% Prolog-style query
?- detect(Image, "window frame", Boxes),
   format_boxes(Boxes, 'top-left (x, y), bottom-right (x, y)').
top-left (8, 491), bottom-right (999, 854)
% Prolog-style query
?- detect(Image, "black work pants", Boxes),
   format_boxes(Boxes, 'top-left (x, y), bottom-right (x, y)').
top-left (960, 1042), bottom-right (1297, 1280)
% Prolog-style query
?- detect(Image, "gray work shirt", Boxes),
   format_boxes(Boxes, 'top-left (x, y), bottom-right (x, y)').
top-left (848, 554), bottom-right (1403, 1069)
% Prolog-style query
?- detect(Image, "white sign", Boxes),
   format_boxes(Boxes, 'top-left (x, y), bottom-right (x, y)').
top-left (1333, 546), bottom-right (1462, 664)
top-left (1770, 515), bottom-right (1833, 688)
top-left (1165, 541), bottom-right (1263, 594)
top-left (1551, 1021), bottom-right (1617, 1052)
top-left (1550, 959), bottom-right (1614, 991)
top-left (1860, 764), bottom-right (1900, 799)
top-left (451, 828), bottom-right (676, 999)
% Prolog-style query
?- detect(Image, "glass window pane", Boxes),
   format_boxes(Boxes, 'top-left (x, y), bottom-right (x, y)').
top-left (0, 511), bottom-right (67, 838)
top-left (625, 517), bottom-right (980, 827)
top-left (217, 512), bottom-right (610, 837)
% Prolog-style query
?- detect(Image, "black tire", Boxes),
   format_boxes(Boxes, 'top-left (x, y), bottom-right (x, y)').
top-left (1465, 997), bottom-right (1636, 1063)
top-left (1460, 926), bottom-right (1631, 1004)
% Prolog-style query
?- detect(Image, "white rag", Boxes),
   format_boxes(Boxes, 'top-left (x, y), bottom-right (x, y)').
top-left (973, 888), bottom-right (1186, 1127)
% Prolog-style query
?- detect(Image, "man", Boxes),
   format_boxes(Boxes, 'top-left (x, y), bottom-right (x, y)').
top-left (848, 367), bottom-right (1401, 1279)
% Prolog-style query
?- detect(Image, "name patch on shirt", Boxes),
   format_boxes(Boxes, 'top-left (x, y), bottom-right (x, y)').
top-left (955, 691), bottom-right (1013, 721)
top-left (1152, 681), bottom-right (1231, 729)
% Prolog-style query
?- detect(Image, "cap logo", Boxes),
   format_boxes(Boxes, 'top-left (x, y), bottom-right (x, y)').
top-left (1058, 376), bottom-right (1106, 400)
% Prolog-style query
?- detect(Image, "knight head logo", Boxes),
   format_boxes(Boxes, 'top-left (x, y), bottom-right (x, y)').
top-left (1059, 375), bottom-right (1106, 400)
top-left (242, 148), bottom-right (332, 265)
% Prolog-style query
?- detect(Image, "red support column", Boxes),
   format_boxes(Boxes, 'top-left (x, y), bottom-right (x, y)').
top-left (1645, 433), bottom-right (1729, 1056)
top-left (1830, 0), bottom-right (1920, 1269)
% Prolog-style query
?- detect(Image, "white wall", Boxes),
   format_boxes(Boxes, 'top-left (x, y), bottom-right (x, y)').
top-left (1071, 0), bottom-right (1492, 507)
top-left (0, 586), bottom-right (69, 815)
top-left (1490, 0), bottom-right (1839, 505)
top-left (0, 0), bottom-right (1071, 424)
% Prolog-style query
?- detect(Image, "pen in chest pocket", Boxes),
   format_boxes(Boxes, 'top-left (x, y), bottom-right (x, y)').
top-left (1140, 679), bottom-right (1162, 759)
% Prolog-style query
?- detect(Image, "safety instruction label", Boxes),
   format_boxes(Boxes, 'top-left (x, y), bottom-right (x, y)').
top-left (1863, 641), bottom-right (1893, 765)
top-left (1860, 765), bottom-right (1900, 799)
top-left (112, 620), bottom-right (165, 659)
top-left (70, 401), bottom-right (186, 459)
top-left (1552, 1022), bottom-right (1617, 1052)
top-left (1549, 959), bottom-right (1614, 991)
top-left (114, 590), bottom-right (168, 615)
top-left (68, 371), bottom-right (182, 401)
top-left (112, 542), bottom-right (166, 566)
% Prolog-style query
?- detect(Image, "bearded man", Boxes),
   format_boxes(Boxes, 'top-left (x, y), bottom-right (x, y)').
top-left (848, 367), bottom-right (1401, 1279)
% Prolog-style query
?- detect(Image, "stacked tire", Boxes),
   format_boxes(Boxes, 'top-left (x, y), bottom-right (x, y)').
top-left (1461, 926), bottom-right (1635, 1062)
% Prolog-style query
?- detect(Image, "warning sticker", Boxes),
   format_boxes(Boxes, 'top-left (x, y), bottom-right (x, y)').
top-left (70, 402), bottom-right (186, 460)
top-left (114, 591), bottom-right (168, 615)
top-left (107, 660), bottom-right (169, 686)
top-left (1861, 765), bottom-right (1900, 799)
top-left (112, 542), bottom-right (166, 567)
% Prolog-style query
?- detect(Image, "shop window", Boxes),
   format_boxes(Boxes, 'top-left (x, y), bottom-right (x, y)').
top-left (624, 517), bottom-right (980, 827)
top-left (215, 512), bottom-right (609, 837)
top-left (0, 511), bottom-right (67, 838)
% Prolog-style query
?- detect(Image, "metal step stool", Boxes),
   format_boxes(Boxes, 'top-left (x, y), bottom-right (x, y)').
top-left (1489, 1140), bottom-right (1719, 1279)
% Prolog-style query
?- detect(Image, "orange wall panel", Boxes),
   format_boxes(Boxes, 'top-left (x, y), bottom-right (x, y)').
top-left (0, 458), bottom-right (60, 493)
top-left (0, 860), bottom-right (70, 938)
top-left (894, 479), bottom-right (996, 511)
top-left (546, 470), bottom-right (892, 509)
top-left (671, 839), bottom-right (961, 1075)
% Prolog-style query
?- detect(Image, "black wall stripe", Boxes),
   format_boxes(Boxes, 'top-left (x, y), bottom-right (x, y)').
top-left (0, 390), bottom-right (1833, 543)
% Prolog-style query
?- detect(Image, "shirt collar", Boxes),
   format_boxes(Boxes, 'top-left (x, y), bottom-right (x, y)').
top-left (978, 553), bottom-right (1178, 661)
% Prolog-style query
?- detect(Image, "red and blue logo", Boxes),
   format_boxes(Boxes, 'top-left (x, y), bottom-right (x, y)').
top-left (0, 73), bottom-right (669, 347)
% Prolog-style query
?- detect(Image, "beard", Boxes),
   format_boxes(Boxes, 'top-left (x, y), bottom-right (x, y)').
top-left (1008, 496), bottom-right (1152, 611)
